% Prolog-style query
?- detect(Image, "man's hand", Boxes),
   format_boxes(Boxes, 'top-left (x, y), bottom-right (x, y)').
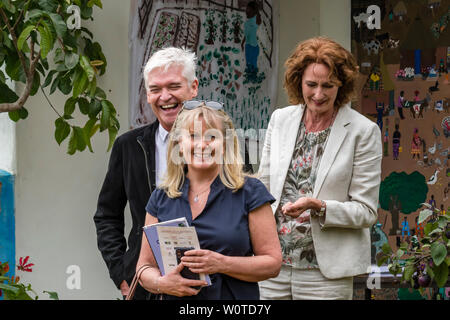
top-left (120, 280), bottom-right (130, 296)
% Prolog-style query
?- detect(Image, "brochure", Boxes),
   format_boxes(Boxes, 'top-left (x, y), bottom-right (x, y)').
top-left (143, 218), bottom-right (211, 285)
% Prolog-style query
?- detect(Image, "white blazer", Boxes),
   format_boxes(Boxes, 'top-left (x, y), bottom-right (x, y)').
top-left (259, 103), bottom-right (382, 279)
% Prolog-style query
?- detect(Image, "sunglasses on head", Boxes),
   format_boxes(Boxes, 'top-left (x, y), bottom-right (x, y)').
top-left (182, 100), bottom-right (224, 111)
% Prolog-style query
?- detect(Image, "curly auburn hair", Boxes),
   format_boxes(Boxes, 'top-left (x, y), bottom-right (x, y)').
top-left (284, 37), bottom-right (359, 109)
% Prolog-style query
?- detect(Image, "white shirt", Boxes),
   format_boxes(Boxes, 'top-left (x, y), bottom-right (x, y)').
top-left (155, 124), bottom-right (169, 187)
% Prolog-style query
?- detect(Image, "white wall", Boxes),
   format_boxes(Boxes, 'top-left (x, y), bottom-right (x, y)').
top-left (13, 0), bottom-right (349, 299)
top-left (14, 1), bottom-right (130, 299)
top-left (0, 77), bottom-right (16, 174)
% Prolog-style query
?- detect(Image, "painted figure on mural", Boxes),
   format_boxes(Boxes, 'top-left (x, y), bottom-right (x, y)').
top-left (397, 91), bottom-right (405, 120)
top-left (376, 102), bottom-right (384, 131)
top-left (392, 124), bottom-right (401, 160)
top-left (415, 216), bottom-right (424, 238)
top-left (383, 127), bottom-right (389, 157)
top-left (242, 1), bottom-right (261, 83)
top-left (401, 217), bottom-right (410, 240)
top-left (411, 128), bottom-right (421, 160)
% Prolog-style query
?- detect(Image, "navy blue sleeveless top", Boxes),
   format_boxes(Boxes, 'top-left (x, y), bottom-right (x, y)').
top-left (145, 176), bottom-right (275, 300)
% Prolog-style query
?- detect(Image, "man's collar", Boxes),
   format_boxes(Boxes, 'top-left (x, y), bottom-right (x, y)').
top-left (157, 123), bottom-right (169, 142)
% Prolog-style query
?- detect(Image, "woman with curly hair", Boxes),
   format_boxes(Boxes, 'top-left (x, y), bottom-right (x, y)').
top-left (258, 37), bottom-right (382, 299)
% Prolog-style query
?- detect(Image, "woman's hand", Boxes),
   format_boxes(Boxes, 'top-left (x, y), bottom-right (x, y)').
top-left (181, 249), bottom-right (225, 275)
top-left (281, 197), bottom-right (321, 222)
top-left (144, 263), bottom-right (207, 297)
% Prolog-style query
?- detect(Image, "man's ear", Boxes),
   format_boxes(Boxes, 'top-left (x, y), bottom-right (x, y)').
top-left (191, 79), bottom-right (199, 97)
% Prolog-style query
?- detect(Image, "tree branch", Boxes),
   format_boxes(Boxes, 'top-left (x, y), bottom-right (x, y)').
top-left (0, 8), bottom-right (41, 113)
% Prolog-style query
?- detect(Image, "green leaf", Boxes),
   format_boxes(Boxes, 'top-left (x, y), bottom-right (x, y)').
top-left (73, 126), bottom-right (86, 152)
top-left (403, 263), bottom-right (415, 282)
top-left (37, 25), bottom-right (52, 59)
top-left (64, 97), bottom-right (77, 116)
top-left (424, 222), bottom-right (438, 236)
top-left (88, 99), bottom-right (101, 118)
top-left (49, 13), bottom-right (67, 38)
top-left (27, 9), bottom-right (45, 21)
top-left (100, 100), bottom-right (111, 132)
top-left (418, 208), bottom-right (433, 225)
top-left (43, 290), bottom-right (59, 300)
top-left (49, 76), bottom-right (60, 94)
top-left (94, 87), bottom-right (106, 99)
top-left (58, 75), bottom-right (72, 95)
top-left (30, 72), bottom-right (41, 96)
top-left (19, 107), bottom-right (28, 120)
top-left (38, 0), bottom-right (58, 11)
top-left (80, 55), bottom-right (95, 82)
top-left (43, 70), bottom-right (57, 88)
top-left (432, 261), bottom-right (449, 288)
top-left (17, 25), bottom-right (35, 51)
top-left (376, 255), bottom-right (389, 267)
top-left (54, 118), bottom-right (71, 145)
top-left (1, 0), bottom-right (16, 13)
top-left (83, 118), bottom-right (97, 152)
top-left (72, 67), bottom-right (88, 98)
top-left (54, 48), bottom-right (64, 64)
top-left (87, 0), bottom-right (102, 8)
top-left (0, 82), bottom-right (19, 103)
top-left (88, 75), bottom-right (97, 97)
top-left (437, 216), bottom-right (448, 229)
top-left (78, 97), bottom-right (89, 115)
top-left (0, 282), bottom-right (20, 295)
top-left (431, 242), bottom-right (447, 266)
top-left (107, 126), bottom-right (118, 152)
top-left (8, 110), bottom-right (20, 122)
top-left (67, 127), bottom-right (77, 155)
top-left (396, 249), bottom-right (405, 259)
top-left (64, 52), bottom-right (79, 70)
top-left (381, 242), bottom-right (392, 255)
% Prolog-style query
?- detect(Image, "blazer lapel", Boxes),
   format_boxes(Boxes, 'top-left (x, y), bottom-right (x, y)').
top-left (313, 105), bottom-right (350, 198)
top-left (271, 105), bottom-right (304, 200)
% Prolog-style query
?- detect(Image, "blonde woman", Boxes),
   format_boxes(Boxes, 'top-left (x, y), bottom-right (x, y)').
top-left (136, 101), bottom-right (281, 300)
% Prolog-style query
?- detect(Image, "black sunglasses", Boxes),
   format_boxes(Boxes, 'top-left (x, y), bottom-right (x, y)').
top-left (182, 100), bottom-right (224, 111)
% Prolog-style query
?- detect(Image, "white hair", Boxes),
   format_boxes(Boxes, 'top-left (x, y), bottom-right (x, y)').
top-left (143, 47), bottom-right (197, 91)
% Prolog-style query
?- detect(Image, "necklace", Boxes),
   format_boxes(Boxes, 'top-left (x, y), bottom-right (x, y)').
top-left (189, 181), bottom-right (214, 203)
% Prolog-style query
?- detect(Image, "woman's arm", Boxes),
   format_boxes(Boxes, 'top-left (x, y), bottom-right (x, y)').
top-left (181, 203), bottom-right (282, 282)
top-left (319, 123), bottom-right (382, 229)
top-left (136, 213), bottom-right (208, 297)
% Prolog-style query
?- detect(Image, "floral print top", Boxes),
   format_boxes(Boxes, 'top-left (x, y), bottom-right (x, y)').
top-left (276, 121), bottom-right (331, 269)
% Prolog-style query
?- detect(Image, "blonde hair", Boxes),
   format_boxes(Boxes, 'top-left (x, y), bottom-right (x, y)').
top-left (160, 105), bottom-right (246, 198)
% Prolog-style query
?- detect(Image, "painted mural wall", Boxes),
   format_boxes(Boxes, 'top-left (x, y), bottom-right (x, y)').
top-left (129, 0), bottom-right (279, 139)
top-left (351, 0), bottom-right (449, 269)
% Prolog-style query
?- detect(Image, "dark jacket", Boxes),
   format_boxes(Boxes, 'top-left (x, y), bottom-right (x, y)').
top-left (94, 121), bottom-right (159, 292)
top-left (94, 120), bottom-right (253, 295)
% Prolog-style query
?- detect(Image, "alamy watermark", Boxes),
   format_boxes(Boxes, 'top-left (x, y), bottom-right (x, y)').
top-left (66, 5), bottom-right (81, 30)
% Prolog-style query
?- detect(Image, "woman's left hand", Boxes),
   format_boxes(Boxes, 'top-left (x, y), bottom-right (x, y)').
top-left (281, 197), bottom-right (314, 221)
top-left (181, 249), bottom-right (225, 275)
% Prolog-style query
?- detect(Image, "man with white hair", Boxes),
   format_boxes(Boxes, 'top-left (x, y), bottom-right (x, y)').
top-left (94, 47), bottom-right (200, 299)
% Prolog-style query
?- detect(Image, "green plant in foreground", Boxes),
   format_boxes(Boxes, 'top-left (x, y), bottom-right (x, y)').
top-left (0, 259), bottom-right (58, 300)
top-left (377, 203), bottom-right (450, 295)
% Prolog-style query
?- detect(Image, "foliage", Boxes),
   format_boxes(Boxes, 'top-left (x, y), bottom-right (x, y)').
top-left (377, 204), bottom-right (450, 294)
top-left (0, 0), bottom-right (119, 154)
top-left (0, 258), bottom-right (58, 300)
